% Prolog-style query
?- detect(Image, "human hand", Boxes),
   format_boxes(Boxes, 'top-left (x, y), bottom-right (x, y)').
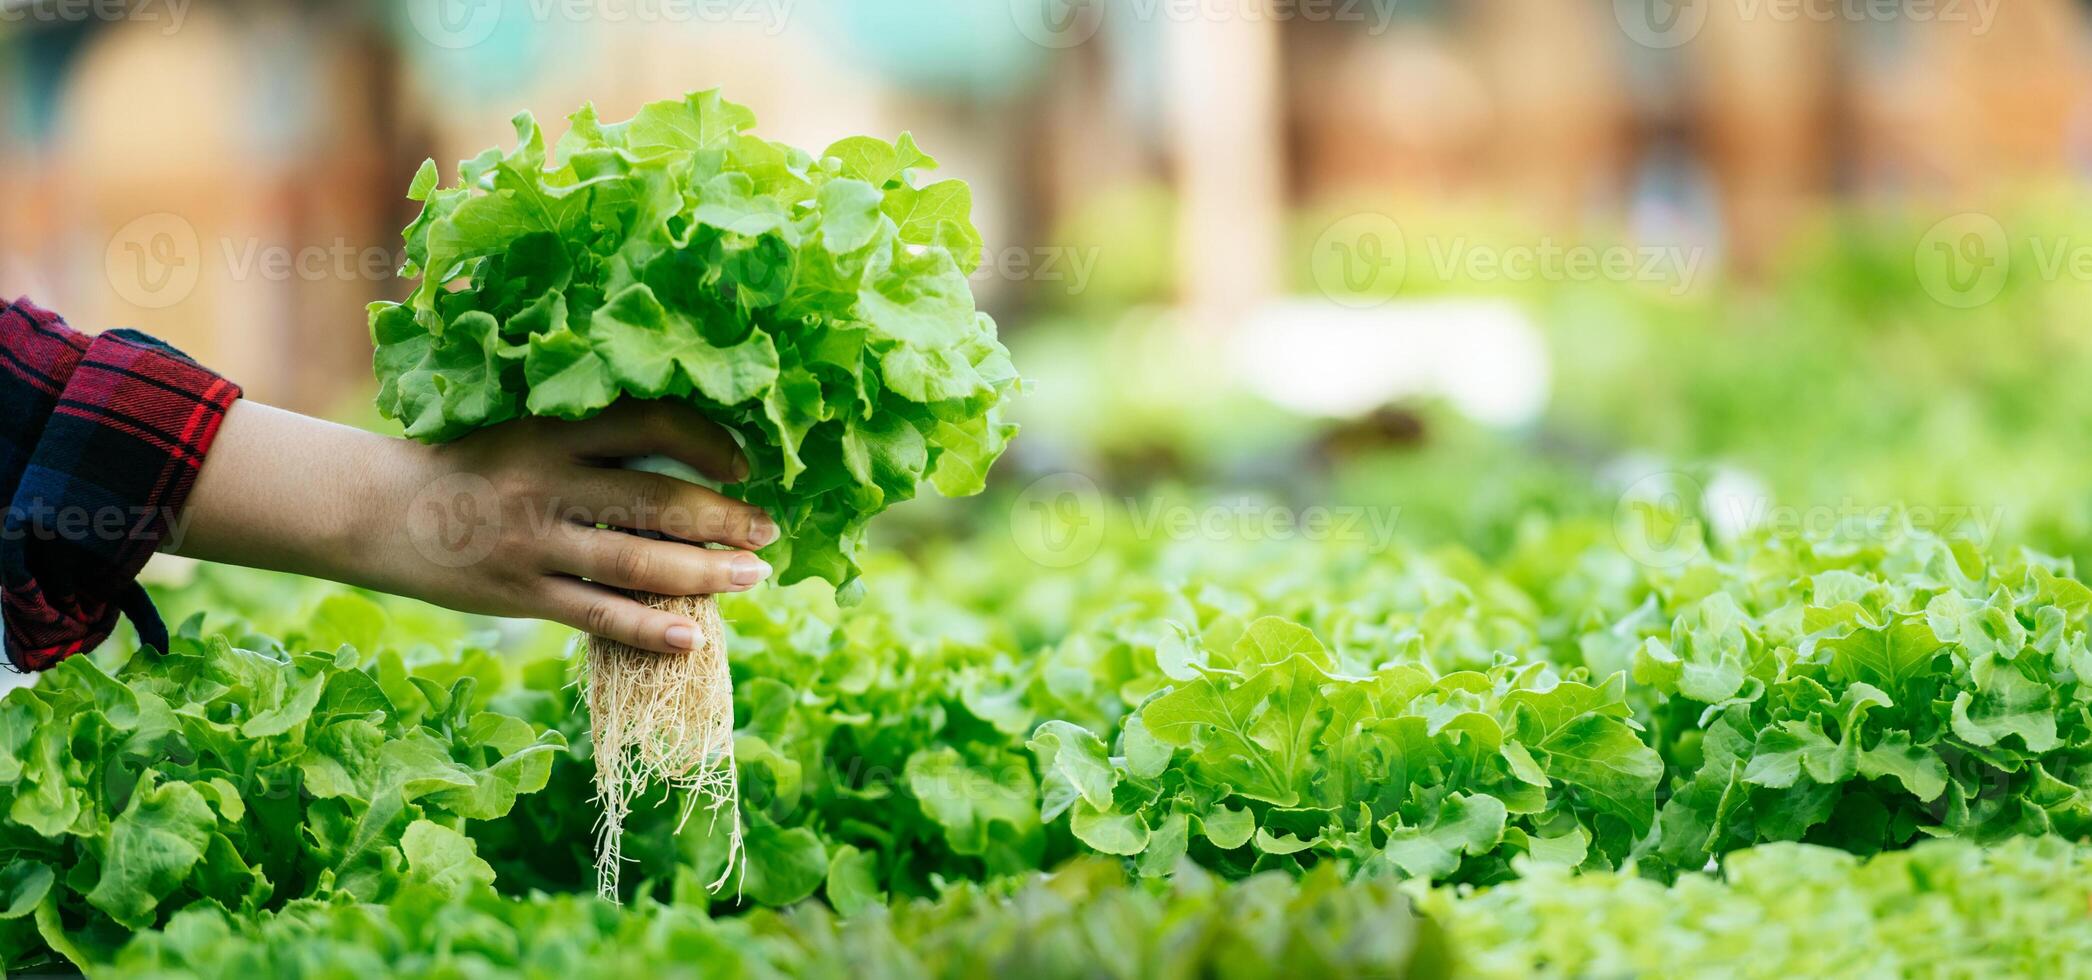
top-left (173, 400), bottom-right (776, 654)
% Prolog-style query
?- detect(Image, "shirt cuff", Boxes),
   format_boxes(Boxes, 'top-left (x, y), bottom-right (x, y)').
top-left (3, 310), bottom-right (241, 671)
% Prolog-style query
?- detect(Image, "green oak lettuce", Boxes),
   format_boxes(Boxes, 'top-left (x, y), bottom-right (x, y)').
top-left (70, 505), bottom-right (2092, 972)
top-left (0, 622), bottom-right (560, 971)
top-left (1028, 617), bottom-right (1661, 884)
top-left (102, 859), bottom-right (1443, 980)
top-left (368, 90), bottom-right (1020, 592)
top-left (1559, 520), bottom-right (2092, 873)
top-left (105, 833), bottom-right (2092, 979)
top-left (481, 512), bottom-right (2092, 901)
top-left (1424, 836), bottom-right (2092, 978)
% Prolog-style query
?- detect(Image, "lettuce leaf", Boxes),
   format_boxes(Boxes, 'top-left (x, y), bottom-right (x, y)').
top-left (0, 622), bottom-right (560, 971)
top-left (369, 90), bottom-right (1020, 592)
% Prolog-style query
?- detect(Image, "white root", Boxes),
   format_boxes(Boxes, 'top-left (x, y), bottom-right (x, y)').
top-left (585, 591), bottom-right (741, 901)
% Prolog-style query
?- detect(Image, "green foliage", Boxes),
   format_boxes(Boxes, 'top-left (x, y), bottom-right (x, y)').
top-left (460, 504), bottom-right (2092, 912)
top-left (1529, 202), bottom-right (2092, 569)
top-left (103, 859), bottom-right (1444, 980)
top-left (17, 503), bottom-right (2091, 975)
top-left (36, 312), bottom-right (2092, 974)
top-left (0, 621), bottom-right (559, 971)
top-left (1039, 620), bottom-right (1659, 883)
top-left (1543, 522), bottom-right (2092, 873)
top-left (368, 90), bottom-right (1020, 590)
top-left (1426, 836), bottom-right (2092, 978)
top-left (30, 109), bottom-right (2092, 978)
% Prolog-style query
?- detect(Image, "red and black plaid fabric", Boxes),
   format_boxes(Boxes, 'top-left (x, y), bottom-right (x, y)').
top-left (2, 297), bottom-right (241, 671)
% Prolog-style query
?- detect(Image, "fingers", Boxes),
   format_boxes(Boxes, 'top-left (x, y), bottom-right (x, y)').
top-left (571, 399), bottom-right (749, 482)
top-left (563, 467), bottom-right (778, 550)
top-left (540, 577), bottom-right (709, 655)
top-left (552, 525), bottom-right (772, 596)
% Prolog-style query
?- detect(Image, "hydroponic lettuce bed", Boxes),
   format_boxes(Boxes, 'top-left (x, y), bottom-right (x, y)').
top-left (6, 507), bottom-right (2092, 978)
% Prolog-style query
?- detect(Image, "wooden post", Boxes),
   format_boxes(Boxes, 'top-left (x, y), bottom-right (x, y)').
top-left (1163, 4), bottom-right (1284, 330)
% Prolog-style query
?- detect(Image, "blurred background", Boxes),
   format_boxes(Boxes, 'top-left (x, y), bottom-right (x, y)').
top-left (6, 0), bottom-right (2092, 574)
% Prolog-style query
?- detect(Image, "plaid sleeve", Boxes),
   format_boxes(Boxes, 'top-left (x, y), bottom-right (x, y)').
top-left (2, 298), bottom-right (242, 671)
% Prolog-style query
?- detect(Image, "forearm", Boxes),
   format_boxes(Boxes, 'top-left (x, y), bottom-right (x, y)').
top-left (164, 398), bottom-right (774, 654)
top-left (167, 400), bottom-right (425, 592)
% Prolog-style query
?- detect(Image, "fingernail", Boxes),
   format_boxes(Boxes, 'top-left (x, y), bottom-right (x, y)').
top-left (751, 514), bottom-right (780, 547)
top-left (731, 454), bottom-right (751, 481)
top-left (730, 554), bottom-right (770, 587)
top-left (665, 623), bottom-right (697, 651)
